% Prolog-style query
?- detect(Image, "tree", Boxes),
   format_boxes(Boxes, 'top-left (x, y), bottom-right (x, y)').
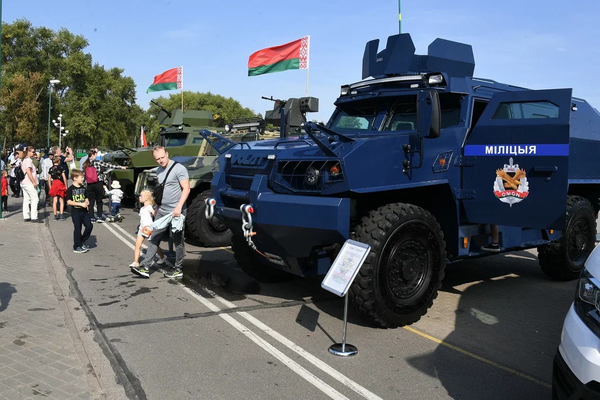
top-left (148, 91), bottom-right (258, 127)
top-left (0, 72), bottom-right (45, 145)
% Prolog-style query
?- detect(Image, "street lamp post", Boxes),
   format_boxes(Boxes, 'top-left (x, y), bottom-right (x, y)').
top-left (47, 79), bottom-right (60, 149)
top-left (53, 114), bottom-right (68, 150)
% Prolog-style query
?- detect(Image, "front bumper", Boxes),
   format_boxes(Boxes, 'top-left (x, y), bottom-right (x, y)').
top-left (554, 304), bottom-right (600, 399)
top-left (212, 172), bottom-right (350, 276)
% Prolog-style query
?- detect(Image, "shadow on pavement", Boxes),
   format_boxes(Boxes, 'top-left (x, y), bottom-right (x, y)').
top-left (0, 282), bottom-right (17, 312)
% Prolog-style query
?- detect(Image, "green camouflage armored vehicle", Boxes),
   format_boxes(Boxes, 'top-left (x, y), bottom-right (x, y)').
top-left (103, 106), bottom-right (218, 199)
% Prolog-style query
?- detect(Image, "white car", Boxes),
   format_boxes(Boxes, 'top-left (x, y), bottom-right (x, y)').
top-left (554, 244), bottom-right (600, 399)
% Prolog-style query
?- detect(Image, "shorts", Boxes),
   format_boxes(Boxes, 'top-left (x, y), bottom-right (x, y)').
top-left (49, 180), bottom-right (66, 198)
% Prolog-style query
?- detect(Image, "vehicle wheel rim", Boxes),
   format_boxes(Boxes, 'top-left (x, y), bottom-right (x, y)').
top-left (568, 218), bottom-right (591, 264)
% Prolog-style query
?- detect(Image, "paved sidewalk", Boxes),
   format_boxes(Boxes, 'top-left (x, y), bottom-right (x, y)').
top-left (0, 197), bottom-right (104, 399)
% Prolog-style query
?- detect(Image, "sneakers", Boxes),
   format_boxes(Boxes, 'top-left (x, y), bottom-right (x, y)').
top-left (91, 218), bottom-right (97, 223)
top-left (97, 217), bottom-right (106, 223)
top-left (73, 246), bottom-right (88, 254)
top-left (129, 261), bottom-right (140, 268)
top-left (82, 243), bottom-right (89, 251)
top-left (164, 269), bottom-right (183, 279)
top-left (155, 254), bottom-right (167, 265)
top-left (481, 243), bottom-right (501, 252)
top-left (54, 214), bottom-right (59, 221)
top-left (131, 266), bottom-right (150, 278)
top-left (23, 218), bottom-right (31, 222)
top-left (59, 214), bottom-right (66, 221)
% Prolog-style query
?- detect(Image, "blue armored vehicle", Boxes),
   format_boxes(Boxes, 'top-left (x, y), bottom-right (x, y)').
top-left (205, 33), bottom-right (600, 328)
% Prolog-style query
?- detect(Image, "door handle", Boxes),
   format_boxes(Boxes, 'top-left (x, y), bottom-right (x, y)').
top-left (533, 166), bottom-right (558, 173)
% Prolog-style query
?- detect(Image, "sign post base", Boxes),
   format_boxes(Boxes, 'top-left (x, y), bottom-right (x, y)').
top-left (328, 292), bottom-right (358, 357)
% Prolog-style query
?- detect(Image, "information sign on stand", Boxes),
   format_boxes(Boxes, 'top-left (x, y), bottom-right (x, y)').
top-left (321, 239), bottom-right (371, 357)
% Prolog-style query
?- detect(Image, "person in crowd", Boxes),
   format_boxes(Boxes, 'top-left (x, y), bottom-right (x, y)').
top-left (1, 170), bottom-right (8, 213)
top-left (1, 154), bottom-right (6, 172)
top-left (20, 146), bottom-right (41, 223)
top-left (31, 151), bottom-right (40, 172)
top-left (9, 152), bottom-right (21, 198)
top-left (104, 180), bottom-right (124, 221)
top-left (79, 148), bottom-right (93, 169)
top-left (52, 146), bottom-right (74, 180)
top-left (49, 155), bottom-right (68, 220)
top-left (66, 169), bottom-right (93, 253)
top-left (130, 189), bottom-right (166, 269)
top-left (82, 151), bottom-right (125, 223)
top-left (40, 149), bottom-right (54, 205)
top-left (132, 146), bottom-right (190, 279)
top-left (481, 225), bottom-right (501, 252)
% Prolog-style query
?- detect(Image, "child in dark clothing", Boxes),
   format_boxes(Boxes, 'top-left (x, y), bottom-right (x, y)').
top-left (1, 170), bottom-right (8, 212)
top-left (66, 169), bottom-right (93, 253)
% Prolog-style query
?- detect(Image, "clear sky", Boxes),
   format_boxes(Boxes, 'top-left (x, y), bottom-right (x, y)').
top-left (4, 0), bottom-right (600, 123)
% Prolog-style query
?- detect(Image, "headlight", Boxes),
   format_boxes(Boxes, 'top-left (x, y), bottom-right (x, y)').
top-left (574, 269), bottom-right (600, 336)
top-left (305, 166), bottom-right (320, 186)
top-left (428, 74), bottom-right (444, 85)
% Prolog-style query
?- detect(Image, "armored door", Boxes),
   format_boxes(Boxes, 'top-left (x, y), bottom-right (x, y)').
top-left (461, 89), bottom-right (572, 229)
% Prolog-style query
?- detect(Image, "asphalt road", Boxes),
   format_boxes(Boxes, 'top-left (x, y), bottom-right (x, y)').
top-left (44, 201), bottom-right (581, 400)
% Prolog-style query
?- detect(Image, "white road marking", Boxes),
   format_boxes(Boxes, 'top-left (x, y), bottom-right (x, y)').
top-left (179, 285), bottom-right (349, 400)
top-left (202, 287), bottom-right (384, 400)
top-left (100, 222), bottom-right (358, 399)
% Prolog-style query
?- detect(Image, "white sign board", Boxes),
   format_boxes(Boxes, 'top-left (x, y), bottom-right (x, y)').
top-left (321, 239), bottom-right (371, 297)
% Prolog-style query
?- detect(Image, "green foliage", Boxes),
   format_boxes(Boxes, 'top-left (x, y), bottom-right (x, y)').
top-left (0, 19), bottom-right (139, 149)
top-left (149, 91), bottom-right (259, 127)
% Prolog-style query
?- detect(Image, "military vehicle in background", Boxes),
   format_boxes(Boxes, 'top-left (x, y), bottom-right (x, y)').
top-left (103, 103), bottom-right (218, 199)
top-left (135, 96), bottom-right (320, 247)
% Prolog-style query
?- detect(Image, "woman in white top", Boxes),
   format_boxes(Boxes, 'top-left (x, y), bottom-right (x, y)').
top-left (21, 146), bottom-right (41, 222)
top-left (129, 190), bottom-right (166, 268)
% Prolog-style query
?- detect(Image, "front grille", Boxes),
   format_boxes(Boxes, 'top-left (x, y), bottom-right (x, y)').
top-left (272, 160), bottom-right (343, 193)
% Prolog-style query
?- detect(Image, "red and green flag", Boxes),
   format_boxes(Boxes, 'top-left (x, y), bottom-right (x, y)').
top-left (248, 36), bottom-right (310, 77)
top-left (146, 67), bottom-right (183, 93)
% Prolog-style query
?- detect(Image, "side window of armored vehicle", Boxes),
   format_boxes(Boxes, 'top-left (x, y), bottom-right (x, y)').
top-left (439, 93), bottom-right (463, 129)
top-left (492, 101), bottom-right (559, 120)
top-left (470, 99), bottom-right (489, 128)
top-left (330, 102), bottom-right (379, 132)
top-left (191, 137), bottom-right (204, 144)
top-left (384, 95), bottom-right (418, 131)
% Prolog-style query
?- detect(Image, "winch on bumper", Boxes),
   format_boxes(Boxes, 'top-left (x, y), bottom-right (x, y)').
top-left (207, 170), bottom-right (350, 277)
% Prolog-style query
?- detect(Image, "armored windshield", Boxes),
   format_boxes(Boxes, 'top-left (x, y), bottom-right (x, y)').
top-left (329, 102), bottom-right (380, 133)
top-left (163, 133), bottom-right (187, 147)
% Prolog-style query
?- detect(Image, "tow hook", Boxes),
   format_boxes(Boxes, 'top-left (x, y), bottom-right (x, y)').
top-left (205, 198), bottom-right (216, 219)
top-left (240, 204), bottom-right (257, 248)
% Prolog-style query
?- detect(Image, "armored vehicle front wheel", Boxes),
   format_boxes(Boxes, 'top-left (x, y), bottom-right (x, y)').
top-left (538, 196), bottom-right (597, 281)
top-left (186, 191), bottom-right (232, 247)
top-left (231, 235), bottom-right (293, 282)
top-left (350, 203), bottom-right (446, 328)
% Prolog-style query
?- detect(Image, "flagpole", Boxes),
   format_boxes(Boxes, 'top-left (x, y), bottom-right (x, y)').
top-left (306, 68), bottom-right (309, 96)
top-left (180, 66), bottom-right (184, 111)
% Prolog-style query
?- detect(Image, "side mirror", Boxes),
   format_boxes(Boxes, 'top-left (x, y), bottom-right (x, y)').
top-left (417, 90), bottom-right (441, 139)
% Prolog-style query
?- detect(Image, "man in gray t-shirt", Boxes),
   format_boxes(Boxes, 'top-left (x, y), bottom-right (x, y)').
top-left (133, 147), bottom-right (190, 279)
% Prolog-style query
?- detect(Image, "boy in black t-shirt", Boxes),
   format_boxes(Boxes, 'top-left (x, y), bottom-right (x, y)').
top-left (66, 169), bottom-right (93, 253)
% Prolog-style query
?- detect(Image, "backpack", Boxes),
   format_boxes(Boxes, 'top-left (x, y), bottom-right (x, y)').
top-left (15, 163), bottom-right (25, 181)
top-left (85, 166), bottom-right (98, 184)
top-left (153, 162), bottom-right (178, 207)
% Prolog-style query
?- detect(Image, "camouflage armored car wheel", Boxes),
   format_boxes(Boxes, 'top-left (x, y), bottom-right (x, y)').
top-left (350, 203), bottom-right (446, 328)
top-left (186, 190), bottom-right (232, 247)
top-left (538, 196), bottom-right (597, 281)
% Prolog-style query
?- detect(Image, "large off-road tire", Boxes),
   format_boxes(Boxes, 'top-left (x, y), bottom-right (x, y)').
top-left (350, 203), bottom-right (446, 328)
top-left (186, 191), bottom-right (232, 247)
top-left (231, 234), bottom-right (293, 283)
top-left (538, 196), bottom-right (596, 281)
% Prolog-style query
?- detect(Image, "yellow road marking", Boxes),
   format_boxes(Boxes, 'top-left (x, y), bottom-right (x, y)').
top-left (220, 247), bottom-right (234, 254)
top-left (403, 326), bottom-right (552, 389)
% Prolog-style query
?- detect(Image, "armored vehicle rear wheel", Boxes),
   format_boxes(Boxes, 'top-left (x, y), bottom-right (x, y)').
top-left (538, 196), bottom-right (596, 281)
top-left (186, 191), bottom-right (232, 247)
top-left (231, 234), bottom-right (293, 283)
top-left (350, 203), bottom-right (446, 328)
